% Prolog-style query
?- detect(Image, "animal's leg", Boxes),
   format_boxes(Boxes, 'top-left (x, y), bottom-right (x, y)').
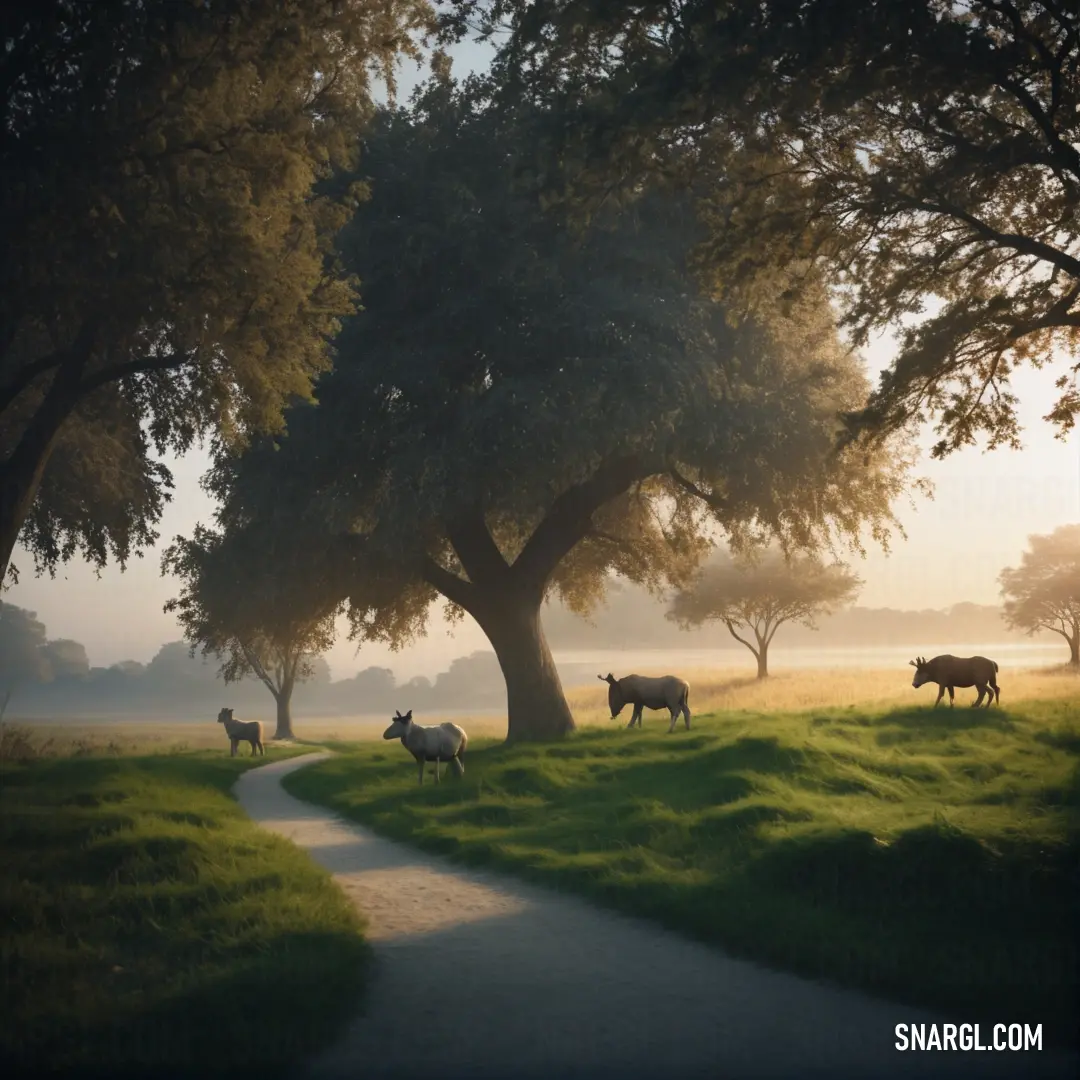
top-left (418, 757), bottom-right (424, 785)
top-left (434, 757), bottom-right (441, 784)
top-left (636, 706), bottom-right (644, 728)
top-left (452, 755), bottom-right (465, 777)
top-left (947, 686), bottom-right (955, 707)
top-left (972, 684), bottom-right (986, 708)
top-left (683, 704), bottom-right (691, 730)
top-left (934, 686), bottom-right (945, 707)
top-left (668, 707), bottom-right (677, 734)
top-left (230, 738), bottom-right (238, 758)
top-left (993, 684), bottom-right (1000, 705)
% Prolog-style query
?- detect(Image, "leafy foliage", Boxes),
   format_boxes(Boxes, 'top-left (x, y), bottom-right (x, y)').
top-left (451, 0), bottom-right (1080, 457)
top-left (1000, 523), bottom-right (1080, 665)
top-left (0, 0), bottom-right (434, 580)
top-left (668, 548), bottom-right (862, 676)
top-left (162, 524), bottom-right (339, 736)
top-left (208, 82), bottom-right (914, 739)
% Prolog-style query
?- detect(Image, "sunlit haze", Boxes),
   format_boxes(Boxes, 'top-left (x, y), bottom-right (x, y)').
top-left (10, 325), bottom-right (1077, 681)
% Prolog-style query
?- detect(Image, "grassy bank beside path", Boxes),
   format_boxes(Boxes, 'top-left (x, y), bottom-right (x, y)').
top-left (1, 746), bottom-right (370, 1079)
top-left (284, 698), bottom-right (1079, 1047)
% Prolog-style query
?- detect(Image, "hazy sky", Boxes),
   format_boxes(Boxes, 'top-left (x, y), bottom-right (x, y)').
top-left (6, 43), bottom-right (1079, 682)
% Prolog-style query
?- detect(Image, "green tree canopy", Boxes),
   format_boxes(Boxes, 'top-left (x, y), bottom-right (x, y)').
top-left (1000, 523), bottom-right (1080, 666)
top-left (668, 548), bottom-right (862, 678)
top-left (448, 0), bottom-right (1080, 458)
top-left (0, 0), bottom-right (434, 584)
top-left (206, 83), bottom-right (914, 741)
top-left (163, 523), bottom-right (339, 739)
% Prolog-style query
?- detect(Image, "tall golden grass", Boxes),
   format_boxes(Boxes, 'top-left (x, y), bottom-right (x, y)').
top-left (8, 662), bottom-right (1075, 754)
top-left (566, 663), bottom-right (1080, 728)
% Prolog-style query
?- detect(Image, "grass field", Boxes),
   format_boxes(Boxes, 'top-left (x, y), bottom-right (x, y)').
top-left (11, 662), bottom-right (1077, 747)
top-left (0, 744), bottom-right (370, 1079)
top-left (283, 679), bottom-right (1080, 1047)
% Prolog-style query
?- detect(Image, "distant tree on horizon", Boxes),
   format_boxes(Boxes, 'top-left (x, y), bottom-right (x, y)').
top-left (39, 638), bottom-right (90, 680)
top-left (1000, 525), bottom-right (1080, 667)
top-left (0, 603), bottom-right (50, 720)
top-left (668, 551), bottom-right (863, 678)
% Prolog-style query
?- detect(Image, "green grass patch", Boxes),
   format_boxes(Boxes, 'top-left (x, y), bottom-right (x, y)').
top-left (284, 700), bottom-right (1080, 1046)
top-left (1, 748), bottom-right (370, 1078)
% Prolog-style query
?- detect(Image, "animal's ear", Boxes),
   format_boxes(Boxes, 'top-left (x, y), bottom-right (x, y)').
top-left (598, 675), bottom-right (606, 682)
top-left (403, 710), bottom-right (412, 721)
top-left (394, 710), bottom-right (402, 718)
top-left (604, 673), bottom-right (615, 684)
top-left (909, 660), bottom-right (917, 667)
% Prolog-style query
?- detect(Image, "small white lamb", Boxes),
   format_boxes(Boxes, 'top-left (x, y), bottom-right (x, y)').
top-left (383, 709), bottom-right (467, 785)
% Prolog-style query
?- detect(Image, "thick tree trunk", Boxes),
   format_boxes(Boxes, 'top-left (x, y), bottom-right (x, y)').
top-left (1069, 634), bottom-right (1079, 668)
top-left (756, 649), bottom-right (769, 679)
top-left (475, 597), bottom-right (575, 742)
top-left (272, 681), bottom-right (295, 740)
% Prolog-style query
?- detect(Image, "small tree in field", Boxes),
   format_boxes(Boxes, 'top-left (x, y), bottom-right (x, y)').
top-left (999, 525), bottom-right (1080, 668)
top-left (163, 525), bottom-right (338, 739)
top-left (668, 550), bottom-right (862, 678)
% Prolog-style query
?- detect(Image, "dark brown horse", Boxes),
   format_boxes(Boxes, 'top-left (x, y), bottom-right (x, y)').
top-left (909, 655), bottom-right (1000, 708)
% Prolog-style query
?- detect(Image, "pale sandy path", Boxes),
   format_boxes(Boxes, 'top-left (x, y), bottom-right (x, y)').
top-left (235, 754), bottom-right (1077, 1080)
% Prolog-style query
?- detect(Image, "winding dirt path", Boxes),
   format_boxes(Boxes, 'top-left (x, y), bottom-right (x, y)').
top-left (235, 754), bottom-right (1076, 1080)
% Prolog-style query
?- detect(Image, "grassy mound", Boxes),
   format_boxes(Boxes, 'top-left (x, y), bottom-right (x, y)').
top-left (0, 749), bottom-right (369, 1078)
top-left (285, 699), bottom-right (1079, 1046)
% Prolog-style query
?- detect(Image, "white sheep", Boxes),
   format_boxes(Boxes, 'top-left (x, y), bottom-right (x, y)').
top-left (217, 707), bottom-right (265, 757)
top-left (383, 709), bottom-right (467, 785)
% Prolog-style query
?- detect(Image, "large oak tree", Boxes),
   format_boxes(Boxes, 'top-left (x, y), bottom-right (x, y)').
top-left (204, 82), bottom-right (914, 741)
top-left (0, 0), bottom-right (433, 584)
top-left (445, 1), bottom-right (1080, 457)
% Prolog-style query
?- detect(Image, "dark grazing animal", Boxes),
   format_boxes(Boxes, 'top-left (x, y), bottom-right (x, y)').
top-left (600, 673), bottom-right (691, 733)
top-left (909, 655), bottom-right (1000, 708)
top-left (383, 709), bottom-right (468, 785)
top-left (217, 707), bottom-right (265, 756)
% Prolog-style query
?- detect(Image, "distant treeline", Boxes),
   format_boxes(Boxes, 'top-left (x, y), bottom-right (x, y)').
top-left (5, 640), bottom-right (514, 720)
top-left (3, 589), bottom-right (1031, 720)
top-left (541, 583), bottom-right (1027, 650)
